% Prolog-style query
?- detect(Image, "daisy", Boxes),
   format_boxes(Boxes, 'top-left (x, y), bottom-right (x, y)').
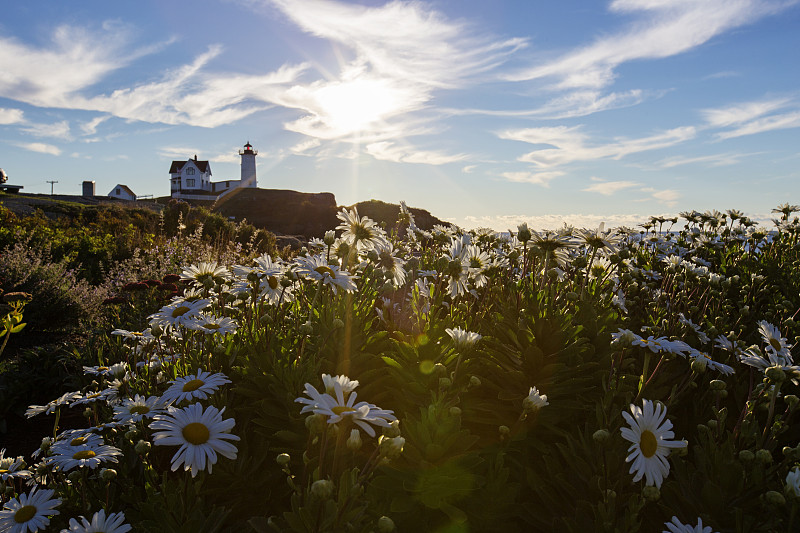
top-left (293, 255), bottom-right (357, 294)
top-left (181, 261), bottom-right (231, 285)
top-left (758, 320), bottom-right (791, 360)
top-left (663, 516), bottom-right (716, 533)
top-left (148, 298), bottom-right (210, 330)
top-left (51, 431), bottom-right (104, 453)
top-left (523, 386), bottom-right (549, 413)
top-left (25, 391), bottom-right (82, 418)
top-left (61, 509), bottom-right (132, 533)
top-left (150, 403), bottom-right (240, 477)
top-left (160, 370), bottom-right (231, 405)
top-left (335, 207), bottom-right (388, 253)
top-left (47, 443), bottom-right (122, 472)
top-left (445, 327), bottom-right (482, 349)
top-left (620, 399), bottom-right (687, 488)
top-left (296, 381), bottom-right (396, 437)
top-left (0, 486), bottom-right (60, 533)
top-left (113, 395), bottom-right (165, 425)
top-left (184, 314), bottom-right (239, 336)
top-left (374, 241), bottom-right (407, 288)
top-left (0, 450), bottom-right (31, 482)
top-left (321, 374), bottom-right (359, 395)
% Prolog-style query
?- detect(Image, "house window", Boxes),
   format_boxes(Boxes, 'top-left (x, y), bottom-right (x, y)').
top-left (187, 167), bottom-right (195, 175)
top-left (187, 178), bottom-right (195, 187)
top-left (116, 188), bottom-right (121, 195)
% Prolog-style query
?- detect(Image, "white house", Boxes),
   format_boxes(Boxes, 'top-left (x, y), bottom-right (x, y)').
top-left (108, 184), bottom-right (136, 201)
top-left (170, 142), bottom-right (258, 200)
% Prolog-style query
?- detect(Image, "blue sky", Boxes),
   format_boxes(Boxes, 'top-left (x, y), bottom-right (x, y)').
top-left (1, 0), bottom-right (799, 229)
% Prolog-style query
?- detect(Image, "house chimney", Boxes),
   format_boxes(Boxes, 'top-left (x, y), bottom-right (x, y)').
top-left (194, 155), bottom-right (197, 161)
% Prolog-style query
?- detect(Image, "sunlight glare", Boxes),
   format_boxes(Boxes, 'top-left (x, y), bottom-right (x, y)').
top-left (315, 78), bottom-right (405, 133)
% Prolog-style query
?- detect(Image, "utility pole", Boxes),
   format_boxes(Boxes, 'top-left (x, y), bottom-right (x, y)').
top-left (46, 180), bottom-right (58, 195)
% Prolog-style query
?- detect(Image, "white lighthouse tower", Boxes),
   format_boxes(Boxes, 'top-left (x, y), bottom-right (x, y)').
top-left (239, 141), bottom-right (257, 188)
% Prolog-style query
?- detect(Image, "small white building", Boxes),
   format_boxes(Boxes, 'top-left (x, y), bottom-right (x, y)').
top-left (170, 142), bottom-right (257, 200)
top-left (108, 184), bottom-right (136, 201)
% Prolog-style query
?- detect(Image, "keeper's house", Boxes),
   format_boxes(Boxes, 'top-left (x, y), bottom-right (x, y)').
top-left (170, 142), bottom-right (257, 201)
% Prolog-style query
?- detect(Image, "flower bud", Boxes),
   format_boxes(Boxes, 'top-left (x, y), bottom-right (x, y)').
top-left (332, 318), bottom-right (344, 329)
top-left (134, 440), bottom-right (151, 455)
top-left (765, 490), bottom-right (786, 506)
top-left (642, 485), bottom-right (660, 502)
top-left (691, 358), bottom-right (707, 374)
top-left (738, 450), bottom-right (754, 463)
top-left (449, 407), bottom-right (462, 417)
top-left (324, 230), bottom-right (336, 246)
top-left (439, 377), bottom-right (452, 390)
top-left (377, 516), bottom-right (396, 533)
top-left (346, 429), bottom-right (363, 451)
top-left (100, 468), bottom-right (117, 481)
top-left (383, 420), bottom-right (401, 438)
top-left (766, 366), bottom-right (786, 383)
top-left (592, 429), bottom-right (610, 444)
top-left (276, 453), bottom-right (291, 466)
top-left (499, 425), bottom-right (510, 439)
top-left (469, 375), bottom-right (481, 387)
top-left (379, 436), bottom-right (405, 459)
top-left (299, 321), bottom-right (314, 336)
top-left (310, 479), bottom-right (334, 500)
top-left (756, 449), bottom-right (773, 464)
top-left (709, 379), bottom-right (726, 391)
top-left (305, 413), bottom-right (327, 435)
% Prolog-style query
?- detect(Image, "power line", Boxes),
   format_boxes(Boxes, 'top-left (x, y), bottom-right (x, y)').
top-left (46, 180), bottom-right (58, 195)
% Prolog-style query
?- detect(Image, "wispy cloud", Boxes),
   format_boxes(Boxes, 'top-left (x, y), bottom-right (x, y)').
top-left (583, 179), bottom-right (639, 195)
top-left (655, 152), bottom-right (751, 168)
top-left (702, 97), bottom-right (794, 128)
top-left (498, 125), bottom-right (695, 168)
top-left (642, 187), bottom-right (681, 207)
top-left (21, 120), bottom-right (72, 141)
top-left (509, 0), bottom-right (787, 89)
top-left (365, 141), bottom-right (467, 165)
top-left (500, 170), bottom-right (564, 187)
top-left (0, 108), bottom-right (24, 125)
top-left (716, 111), bottom-right (800, 140)
top-left (15, 142), bottom-right (62, 156)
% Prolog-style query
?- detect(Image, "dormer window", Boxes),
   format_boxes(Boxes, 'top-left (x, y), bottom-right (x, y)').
top-left (187, 167), bottom-right (195, 175)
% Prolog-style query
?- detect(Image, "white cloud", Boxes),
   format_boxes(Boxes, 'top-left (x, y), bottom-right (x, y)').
top-left (158, 146), bottom-right (201, 160)
top-left (365, 141), bottom-right (467, 165)
top-left (290, 138), bottom-right (322, 155)
top-left (716, 111), bottom-right (800, 140)
top-left (509, 0), bottom-right (787, 89)
top-left (500, 170), bottom-right (564, 186)
top-left (462, 165), bottom-right (477, 173)
top-left (650, 189), bottom-right (681, 206)
top-left (15, 142), bottom-right (61, 155)
top-left (655, 152), bottom-right (749, 168)
top-left (583, 179), bottom-right (639, 195)
top-left (21, 120), bottom-right (72, 140)
top-left (498, 125), bottom-right (695, 167)
top-left (0, 108), bottom-right (24, 125)
top-left (702, 97), bottom-right (793, 128)
top-left (80, 116), bottom-right (111, 136)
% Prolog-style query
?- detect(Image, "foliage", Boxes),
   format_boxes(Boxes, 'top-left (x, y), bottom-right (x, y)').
top-left (3, 204), bottom-right (800, 532)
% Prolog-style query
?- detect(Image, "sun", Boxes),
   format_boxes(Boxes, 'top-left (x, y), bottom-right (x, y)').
top-left (315, 77), bottom-right (407, 134)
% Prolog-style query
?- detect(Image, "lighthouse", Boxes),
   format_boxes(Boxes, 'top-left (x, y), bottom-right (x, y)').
top-left (239, 141), bottom-right (257, 188)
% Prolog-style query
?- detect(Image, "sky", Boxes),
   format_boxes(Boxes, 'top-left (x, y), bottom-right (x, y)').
top-left (1, 0), bottom-right (799, 230)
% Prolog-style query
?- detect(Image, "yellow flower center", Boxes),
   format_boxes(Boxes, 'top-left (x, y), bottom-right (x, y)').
top-left (770, 338), bottom-right (783, 352)
top-left (70, 437), bottom-right (88, 446)
top-left (182, 379), bottom-right (205, 392)
top-left (640, 430), bottom-right (658, 458)
top-left (88, 393), bottom-right (102, 399)
top-left (172, 305), bottom-right (190, 318)
top-left (14, 505), bottom-right (36, 523)
top-left (314, 266), bottom-right (336, 279)
top-left (332, 406), bottom-right (356, 416)
top-left (0, 469), bottom-right (7, 474)
top-left (73, 450), bottom-right (97, 460)
top-left (130, 406), bottom-right (150, 415)
top-left (98, 366), bottom-right (108, 371)
top-left (182, 422), bottom-right (210, 445)
top-left (268, 276), bottom-right (279, 290)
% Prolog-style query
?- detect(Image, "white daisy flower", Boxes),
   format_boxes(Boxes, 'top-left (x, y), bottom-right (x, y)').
top-left (523, 386), bottom-right (549, 413)
top-left (148, 299), bottom-right (210, 330)
top-left (620, 399), bottom-right (687, 488)
top-left (113, 395), bottom-right (165, 425)
top-left (335, 207), bottom-right (388, 253)
top-left (47, 443), bottom-right (122, 472)
top-left (184, 314), bottom-right (239, 336)
top-left (150, 403), bottom-right (240, 477)
top-left (61, 509), bottom-right (132, 533)
top-left (758, 320), bottom-right (792, 360)
top-left (321, 374), bottom-right (359, 395)
top-left (0, 449), bottom-right (31, 482)
top-left (296, 380), bottom-right (396, 437)
top-left (293, 255), bottom-right (357, 294)
top-left (0, 486), bottom-right (60, 533)
top-left (51, 431), bottom-right (104, 453)
top-left (445, 327), bottom-right (482, 349)
top-left (181, 261), bottom-right (231, 285)
top-left (160, 370), bottom-right (231, 405)
top-left (663, 516), bottom-right (716, 533)
top-left (26, 391), bottom-right (82, 418)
